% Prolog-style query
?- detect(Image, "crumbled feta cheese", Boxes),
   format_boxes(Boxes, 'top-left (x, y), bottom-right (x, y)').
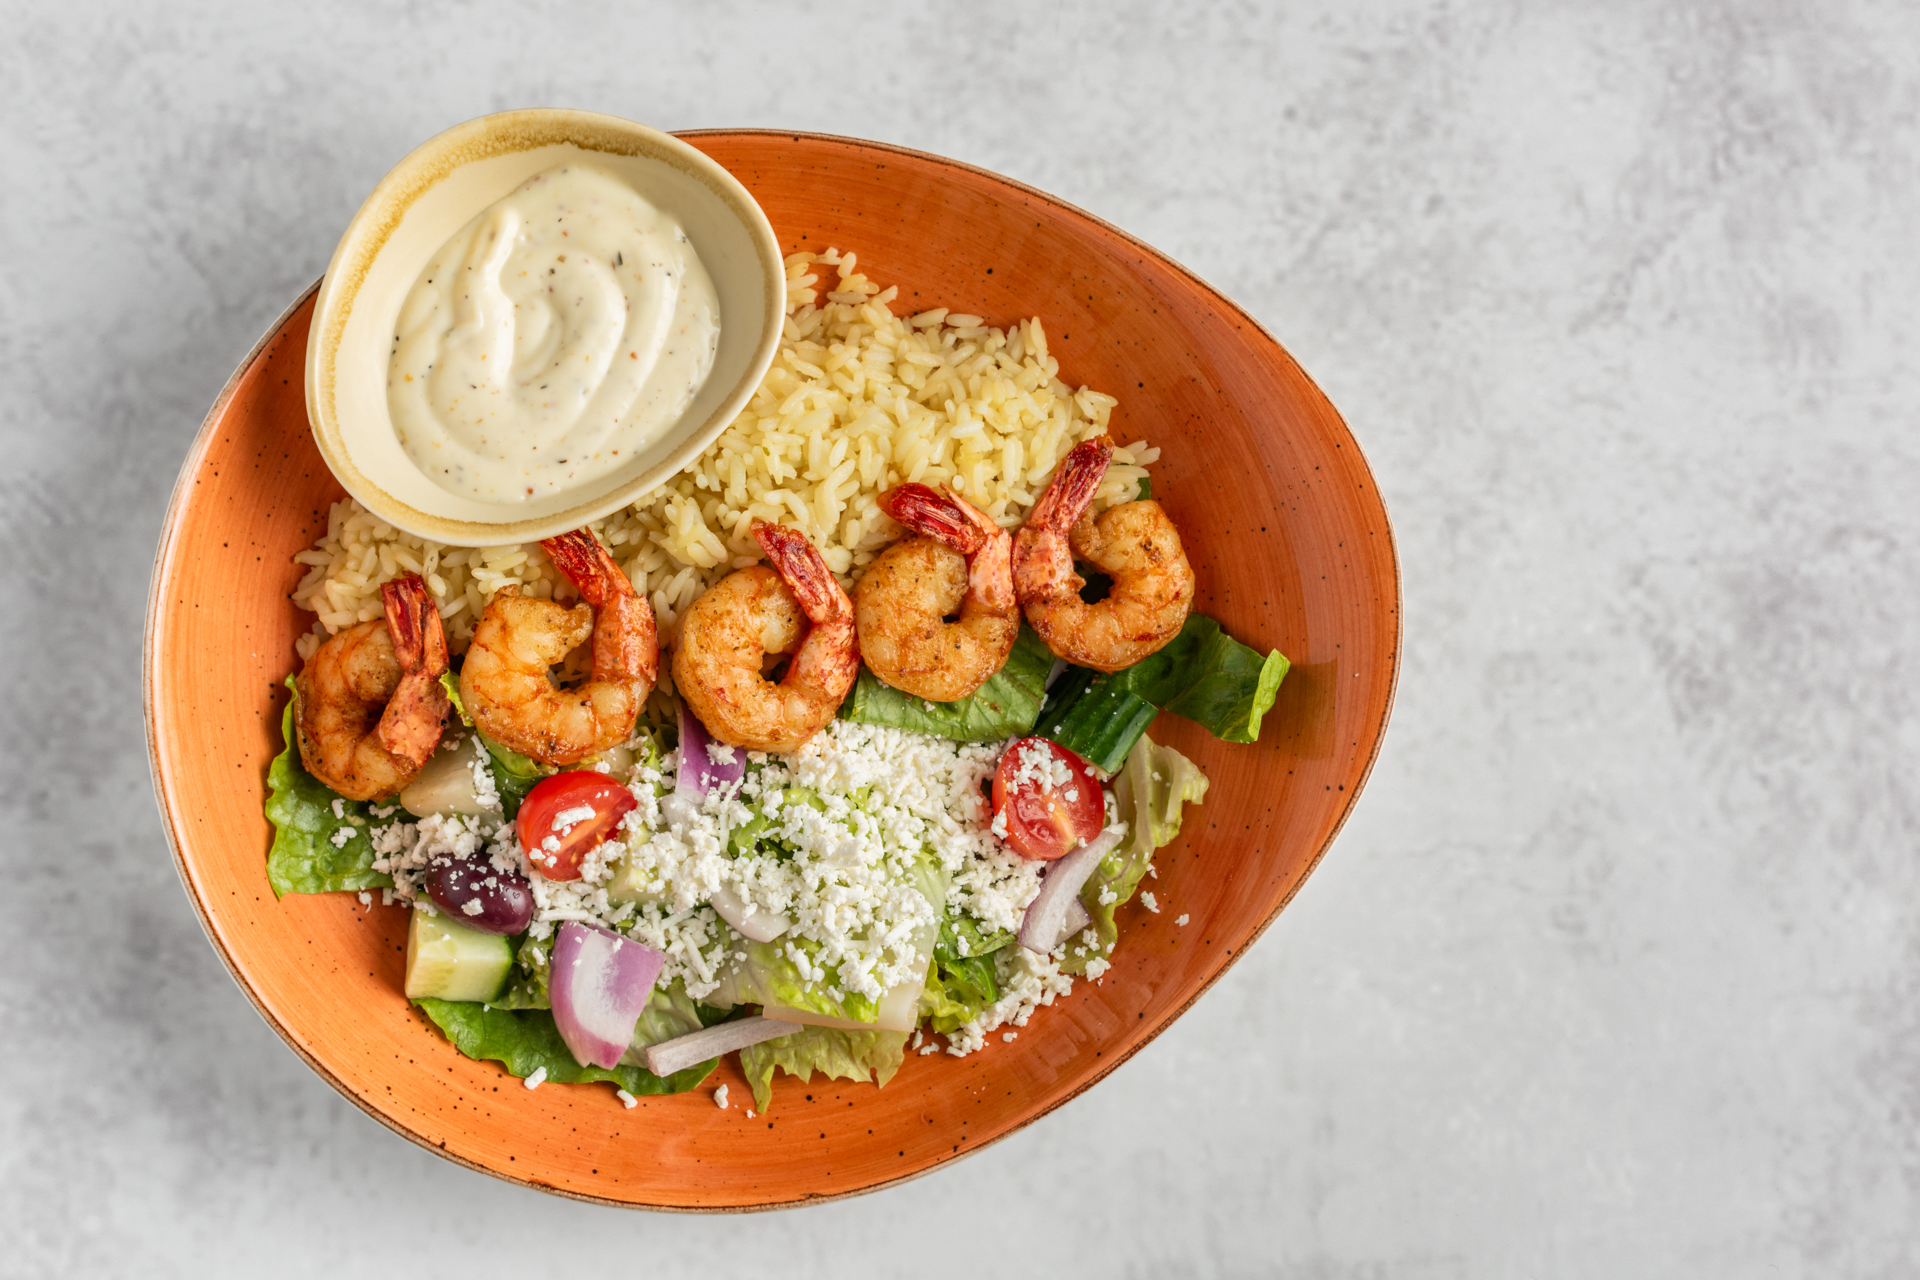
top-left (552, 805), bottom-right (597, 830)
top-left (616, 1089), bottom-right (638, 1109)
top-left (1175, 914), bottom-right (1189, 927)
top-left (1002, 1031), bottom-right (1018, 1043)
top-left (714, 1085), bottom-right (730, 1109)
top-left (1084, 956), bottom-right (1110, 981)
top-left (524, 1067), bottom-right (547, 1089)
top-left (357, 891), bottom-right (372, 906)
top-left (461, 898), bottom-right (484, 916)
top-left (330, 798), bottom-right (345, 820)
top-left (745, 1109), bottom-right (755, 1119)
top-left (1140, 892), bottom-right (1160, 914)
top-left (1097, 885), bottom-right (1118, 906)
top-left (329, 827), bottom-right (353, 848)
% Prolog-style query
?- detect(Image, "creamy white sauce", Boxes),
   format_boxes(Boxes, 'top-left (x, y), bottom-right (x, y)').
top-left (387, 163), bottom-right (720, 503)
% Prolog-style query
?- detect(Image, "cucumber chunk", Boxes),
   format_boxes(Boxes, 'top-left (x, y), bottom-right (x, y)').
top-left (404, 906), bottom-right (513, 1002)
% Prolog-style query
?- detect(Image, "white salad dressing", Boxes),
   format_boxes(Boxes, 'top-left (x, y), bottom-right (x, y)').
top-left (386, 163), bottom-right (721, 503)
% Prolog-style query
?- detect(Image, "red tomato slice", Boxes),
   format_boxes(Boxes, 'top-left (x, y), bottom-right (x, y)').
top-left (992, 737), bottom-right (1106, 862)
top-left (516, 772), bottom-right (637, 882)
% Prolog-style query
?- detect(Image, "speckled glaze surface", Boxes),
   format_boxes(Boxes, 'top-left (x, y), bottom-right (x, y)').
top-left (144, 132), bottom-right (1398, 1209)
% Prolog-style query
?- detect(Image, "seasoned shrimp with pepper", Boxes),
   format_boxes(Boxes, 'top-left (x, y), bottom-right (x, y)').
top-left (1012, 436), bottom-right (1195, 672)
top-left (296, 573), bottom-right (452, 800)
top-left (854, 483), bottom-right (1018, 703)
top-left (460, 528), bottom-right (658, 767)
top-left (673, 520), bottom-right (859, 753)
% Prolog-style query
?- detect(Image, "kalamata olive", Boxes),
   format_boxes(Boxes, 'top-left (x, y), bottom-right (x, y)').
top-left (425, 853), bottom-right (534, 935)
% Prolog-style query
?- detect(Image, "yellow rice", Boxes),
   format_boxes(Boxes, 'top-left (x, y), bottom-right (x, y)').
top-left (291, 248), bottom-right (1157, 669)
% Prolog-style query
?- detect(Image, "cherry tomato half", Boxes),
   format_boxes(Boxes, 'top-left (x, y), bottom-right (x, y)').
top-left (992, 737), bottom-right (1105, 861)
top-left (516, 772), bottom-right (637, 881)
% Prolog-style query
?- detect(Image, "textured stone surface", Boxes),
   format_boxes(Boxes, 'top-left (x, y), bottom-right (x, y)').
top-left (5, 0), bottom-right (1917, 1273)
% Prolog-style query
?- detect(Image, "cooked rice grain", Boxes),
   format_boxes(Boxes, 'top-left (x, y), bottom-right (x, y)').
top-left (291, 249), bottom-right (1158, 662)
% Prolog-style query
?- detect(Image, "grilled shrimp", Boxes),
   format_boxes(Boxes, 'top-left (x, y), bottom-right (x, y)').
top-left (1012, 436), bottom-right (1195, 672)
top-left (854, 484), bottom-right (1017, 702)
top-left (673, 520), bottom-right (859, 753)
top-left (296, 573), bottom-right (452, 800)
top-left (460, 528), bottom-right (659, 767)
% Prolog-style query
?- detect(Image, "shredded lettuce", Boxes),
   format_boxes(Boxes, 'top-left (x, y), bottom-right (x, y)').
top-left (726, 938), bottom-right (883, 1025)
top-left (921, 913), bottom-right (1011, 1032)
top-left (738, 1024), bottom-right (910, 1112)
top-left (414, 998), bottom-right (714, 1095)
top-left (263, 676), bottom-right (392, 898)
top-left (839, 623), bottom-right (1053, 742)
top-left (1064, 734), bottom-right (1209, 974)
top-left (438, 670), bottom-right (547, 817)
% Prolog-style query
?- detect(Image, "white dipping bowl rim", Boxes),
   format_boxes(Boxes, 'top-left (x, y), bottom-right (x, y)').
top-left (305, 108), bottom-right (785, 547)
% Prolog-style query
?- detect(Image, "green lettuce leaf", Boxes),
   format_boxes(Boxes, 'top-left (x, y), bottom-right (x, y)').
top-left (1107, 615), bottom-right (1288, 744)
top-left (626, 981), bottom-right (710, 1054)
top-left (1036, 614), bottom-right (1289, 769)
top-left (439, 670), bottom-right (547, 818)
top-left (264, 676), bottom-right (392, 898)
top-left (731, 937), bottom-right (882, 1025)
top-left (839, 623), bottom-right (1053, 742)
top-left (414, 997), bottom-right (714, 1095)
top-left (1065, 734), bottom-right (1209, 974)
top-left (738, 1024), bottom-right (910, 1112)
top-left (920, 913), bottom-right (1011, 1032)
top-left (490, 933), bottom-right (551, 1010)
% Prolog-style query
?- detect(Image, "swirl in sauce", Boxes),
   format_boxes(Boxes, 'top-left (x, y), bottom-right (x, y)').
top-left (387, 163), bottom-right (720, 503)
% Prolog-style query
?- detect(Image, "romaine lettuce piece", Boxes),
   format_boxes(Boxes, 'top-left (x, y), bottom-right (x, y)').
top-left (1036, 614), bottom-right (1289, 771)
top-left (415, 998), bottom-right (713, 1095)
top-left (839, 623), bottom-right (1052, 742)
top-left (264, 676), bottom-right (392, 898)
top-left (1064, 734), bottom-right (1209, 974)
top-left (738, 1024), bottom-right (910, 1112)
top-left (921, 913), bottom-right (1012, 1033)
top-left (1107, 615), bottom-right (1288, 744)
top-left (625, 981), bottom-right (711, 1055)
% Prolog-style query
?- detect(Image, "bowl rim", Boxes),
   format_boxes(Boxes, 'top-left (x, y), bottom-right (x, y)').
top-left (304, 108), bottom-right (787, 546)
top-left (145, 128), bottom-right (1402, 1211)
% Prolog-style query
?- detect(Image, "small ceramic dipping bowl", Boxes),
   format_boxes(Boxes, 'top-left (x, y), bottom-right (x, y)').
top-left (306, 109), bottom-right (785, 546)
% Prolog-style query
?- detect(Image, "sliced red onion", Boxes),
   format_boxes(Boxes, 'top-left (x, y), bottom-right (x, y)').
top-left (661, 700), bottom-right (748, 829)
top-left (550, 922), bottom-right (665, 1069)
top-left (708, 882), bottom-right (792, 943)
top-left (643, 1015), bottom-right (796, 1079)
top-left (1018, 827), bottom-right (1124, 955)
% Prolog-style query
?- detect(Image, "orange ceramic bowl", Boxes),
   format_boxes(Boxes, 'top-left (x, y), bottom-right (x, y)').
top-left (144, 131), bottom-right (1400, 1210)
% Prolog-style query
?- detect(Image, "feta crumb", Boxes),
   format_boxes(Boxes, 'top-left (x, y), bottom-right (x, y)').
top-left (1084, 956), bottom-right (1111, 981)
top-left (746, 1108), bottom-right (756, 1119)
top-left (461, 898), bottom-right (484, 916)
top-left (1002, 1031), bottom-right (1018, 1043)
top-left (524, 1067), bottom-right (547, 1089)
top-left (552, 805), bottom-right (597, 830)
top-left (714, 1084), bottom-right (730, 1109)
top-left (1175, 913), bottom-right (1190, 927)
top-left (329, 827), bottom-right (353, 848)
top-left (1097, 885), bottom-right (1118, 906)
top-left (330, 798), bottom-right (345, 820)
top-left (1140, 892), bottom-right (1160, 914)
top-left (616, 1089), bottom-right (638, 1109)
top-left (357, 891), bottom-right (372, 906)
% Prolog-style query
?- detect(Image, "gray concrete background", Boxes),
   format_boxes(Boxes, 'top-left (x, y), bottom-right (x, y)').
top-left (3, 0), bottom-right (1915, 1274)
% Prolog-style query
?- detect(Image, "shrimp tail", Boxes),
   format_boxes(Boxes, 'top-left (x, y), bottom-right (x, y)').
top-left (540, 527), bottom-right (658, 688)
top-left (375, 573), bottom-right (450, 768)
top-left (878, 483), bottom-right (990, 555)
top-left (752, 520), bottom-right (853, 627)
top-left (1025, 436), bottom-right (1113, 535)
top-left (540, 528), bottom-right (628, 608)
